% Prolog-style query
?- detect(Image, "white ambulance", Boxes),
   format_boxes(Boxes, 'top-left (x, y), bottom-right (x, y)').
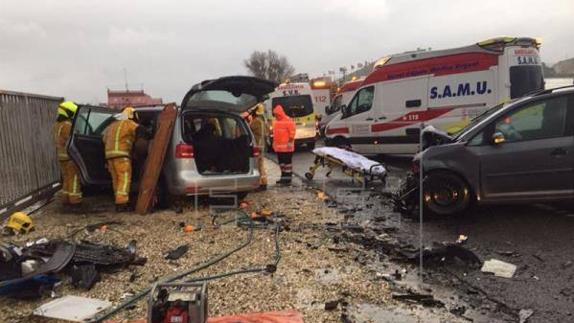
top-left (309, 78), bottom-right (333, 119)
top-left (324, 37), bottom-right (544, 155)
top-left (265, 81), bottom-right (318, 149)
top-left (319, 78), bottom-right (364, 136)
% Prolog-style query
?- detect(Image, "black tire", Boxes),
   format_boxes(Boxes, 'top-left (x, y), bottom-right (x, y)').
top-left (423, 171), bottom-right (471, 216)
top-left (155, 176), bottom-right (171, 210)
top-left (236, 192), bottom-right (248, 201)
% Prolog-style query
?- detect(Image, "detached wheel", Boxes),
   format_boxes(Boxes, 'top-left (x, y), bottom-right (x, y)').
top-left (423, 171), bottom-right (471, 216)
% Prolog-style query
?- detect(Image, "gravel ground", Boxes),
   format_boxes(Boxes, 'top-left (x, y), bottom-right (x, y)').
top-left (0, 160), bottom-right (401, 322)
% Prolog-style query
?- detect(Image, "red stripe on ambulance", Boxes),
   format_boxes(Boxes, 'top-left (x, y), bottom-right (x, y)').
top-left (326, 127), bottom-right (350, 135)
top-left (371, 108), bottom-right (453, 132)
top-left (363, 53), bottom-right (498, 86)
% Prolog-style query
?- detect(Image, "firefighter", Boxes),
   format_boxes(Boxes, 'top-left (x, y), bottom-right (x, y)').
top-left (272, 104), bottom-right (296, 185)
top-left (249, 103), bottom-right (267, 190)
top-left (53, 101), bottom-right (82, 206)
top-left (102, 107), bottom-right (145, 212)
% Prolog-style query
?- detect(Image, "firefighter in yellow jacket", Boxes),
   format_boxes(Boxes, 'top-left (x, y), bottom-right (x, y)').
top-left (102, 107), bottom-right (141, 212)
top-left (53, 101), bottom-right (82, 206)
top-left (249, 104), bottom-right (267, 190)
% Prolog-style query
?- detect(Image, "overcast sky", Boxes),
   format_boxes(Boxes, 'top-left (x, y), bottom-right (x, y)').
top-left (1, 0), bottom-right (572, 103)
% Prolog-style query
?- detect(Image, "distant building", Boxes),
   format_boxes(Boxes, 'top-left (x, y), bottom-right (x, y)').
top-left (107, 89), bottom-right (163, 109)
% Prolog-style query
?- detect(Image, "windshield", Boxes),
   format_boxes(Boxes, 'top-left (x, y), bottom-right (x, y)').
top-left (453, 102), bottom-right (508, 139)
top-left (187, 90), bottom-right (256, 109)
top-left (510, 65), bottom-right (543, 98)
top-left (272, 95), bottom-right (313, 118)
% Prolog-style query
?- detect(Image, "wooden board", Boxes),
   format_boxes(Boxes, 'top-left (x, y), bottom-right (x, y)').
top-left (135, 103), bottom-right (177, 214)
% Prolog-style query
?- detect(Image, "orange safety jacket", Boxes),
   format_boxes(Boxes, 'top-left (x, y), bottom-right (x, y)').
top-left (272, 105), bottom-right (296, 153)
top-left (53, 120), bottom-right (72, 161)
top-left (103, 119), bottom-right (139, 159)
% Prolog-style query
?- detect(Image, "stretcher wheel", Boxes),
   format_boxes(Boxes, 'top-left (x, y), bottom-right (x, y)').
top-left (305, 172), bottom-right (314, 181)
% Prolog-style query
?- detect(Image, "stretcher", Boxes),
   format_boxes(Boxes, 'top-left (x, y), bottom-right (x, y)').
top-left (304, 147), bottom-right (387, 186)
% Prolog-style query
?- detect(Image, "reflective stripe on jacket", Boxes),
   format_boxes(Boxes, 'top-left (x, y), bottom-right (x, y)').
top-left (103, 119), bottom-right (139, 159)
top-left (250, 116), bottom-right (266, 148)
top-left (272, 105), bottom-right (296, 153)
top-left (53, 120), bottom-right (72, 161)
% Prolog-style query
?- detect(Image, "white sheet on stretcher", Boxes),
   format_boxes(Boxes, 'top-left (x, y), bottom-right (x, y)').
top-left (312, 147), bottom-right (387, 176)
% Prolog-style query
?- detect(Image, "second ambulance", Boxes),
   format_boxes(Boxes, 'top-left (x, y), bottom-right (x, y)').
top-left (324, 37), bottom-right (544, 155)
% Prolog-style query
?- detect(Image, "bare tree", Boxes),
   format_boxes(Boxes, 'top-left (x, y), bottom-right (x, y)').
top-left (244, 50), bottom-right (295, 83)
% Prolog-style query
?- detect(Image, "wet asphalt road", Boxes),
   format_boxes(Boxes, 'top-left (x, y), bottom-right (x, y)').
top-left (267, 146), bottom-right (574, 323)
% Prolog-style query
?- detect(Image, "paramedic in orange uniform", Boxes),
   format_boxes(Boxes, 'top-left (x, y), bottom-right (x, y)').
top-left (272, 104), bottom-right (296, 185)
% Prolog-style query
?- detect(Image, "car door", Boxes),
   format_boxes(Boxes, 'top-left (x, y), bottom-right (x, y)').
top-left (476, 94), bottom-right (574, 201)
top-left (343, 86), bottom-right (376, 153)
top-left (68, 106), bottom-right (116, 186)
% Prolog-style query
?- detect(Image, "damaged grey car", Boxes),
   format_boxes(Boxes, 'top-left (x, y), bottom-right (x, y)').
top-left (412, 86), bottom-right (574, 215)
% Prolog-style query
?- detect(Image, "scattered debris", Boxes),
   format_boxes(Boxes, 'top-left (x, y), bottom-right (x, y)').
top-left (562, 261), bottom-right (573, 270)
top-left (324, 300), bottom-right (339, 311)
top-left (70, 264), bottom-right (99, 290)
top-left (317, 191), bottom-right (328, 201)
top-left (456, 235), bottom-right (468, 244)
top-left (481, 259), bottom-right (517, 278)
top-left (165, 244), bottom-right (189, 260)
top-left (519, 308), bottom-right (534, 323)
top-left (27, 240), bottom-right (145, 267)
top-left (0, 242), bottom-right (75, 289)
top-left (392, 291), bottom-right (444, 307)
top-left (33, 295), bottom-right (111, 322)
top-left (412, 244), bottom-right (482, 267)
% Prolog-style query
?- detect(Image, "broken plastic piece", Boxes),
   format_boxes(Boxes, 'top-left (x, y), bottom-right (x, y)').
top-left (71, 264), bottom-right (99, 290)
top-left (481, 259), bottom-right (517, 278)
top-left (165, 244), bottom-right (189, 260)
top-left (33, 295), bottom-right (111, 322)
top-left (0, 242), bottom-right (75, 289)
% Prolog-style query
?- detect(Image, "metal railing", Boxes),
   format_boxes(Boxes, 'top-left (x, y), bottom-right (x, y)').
top-left (0, 90), bottom-right (64, 218)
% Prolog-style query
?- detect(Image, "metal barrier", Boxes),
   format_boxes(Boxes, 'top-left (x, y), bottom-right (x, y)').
top-left (0, 90), bottom-right (64, 218)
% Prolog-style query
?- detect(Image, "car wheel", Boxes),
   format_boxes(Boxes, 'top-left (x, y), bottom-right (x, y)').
top-left (423, 171), bottom-right (471, 216)
top-left (236, 192), bottom-right (248, 201)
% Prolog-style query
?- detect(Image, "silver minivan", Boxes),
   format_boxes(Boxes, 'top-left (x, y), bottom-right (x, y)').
top-left (68, 76), bottom-right (276, 203)
top-left (412, 86), bottom-right (574, 215)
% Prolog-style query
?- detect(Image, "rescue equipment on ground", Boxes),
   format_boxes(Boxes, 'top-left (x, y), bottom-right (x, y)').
top-left (148, 282), bottom-right (208, 323)
top-left (5, 212), bottom-right (35, 235)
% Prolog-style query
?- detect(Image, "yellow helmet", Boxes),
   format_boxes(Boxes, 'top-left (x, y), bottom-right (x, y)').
top-left (58, 107), bottom-right (69, 119)
top-left (5, 212), bottom-right (34, 235)
top-left (255, 103), bottom-right (265, 115)
top-left (59, 101), bottom-right (78, 118)
top-left (122, 106), bottom-right (136, 120)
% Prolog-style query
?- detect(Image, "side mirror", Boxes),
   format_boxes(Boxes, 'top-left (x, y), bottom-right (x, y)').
top-left (341, 104), bottom-right (348, 117)
top-left (492, 131), bottom-right (505, 145)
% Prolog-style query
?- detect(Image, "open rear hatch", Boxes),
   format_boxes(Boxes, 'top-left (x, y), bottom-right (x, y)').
top-left (180, 76), bottom-right (276, 175)
top-left (181, 76), bottom-right (276, 113)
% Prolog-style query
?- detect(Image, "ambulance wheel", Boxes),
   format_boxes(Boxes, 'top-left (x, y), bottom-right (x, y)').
top-left (424, 171), bottom-right (471, 216)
